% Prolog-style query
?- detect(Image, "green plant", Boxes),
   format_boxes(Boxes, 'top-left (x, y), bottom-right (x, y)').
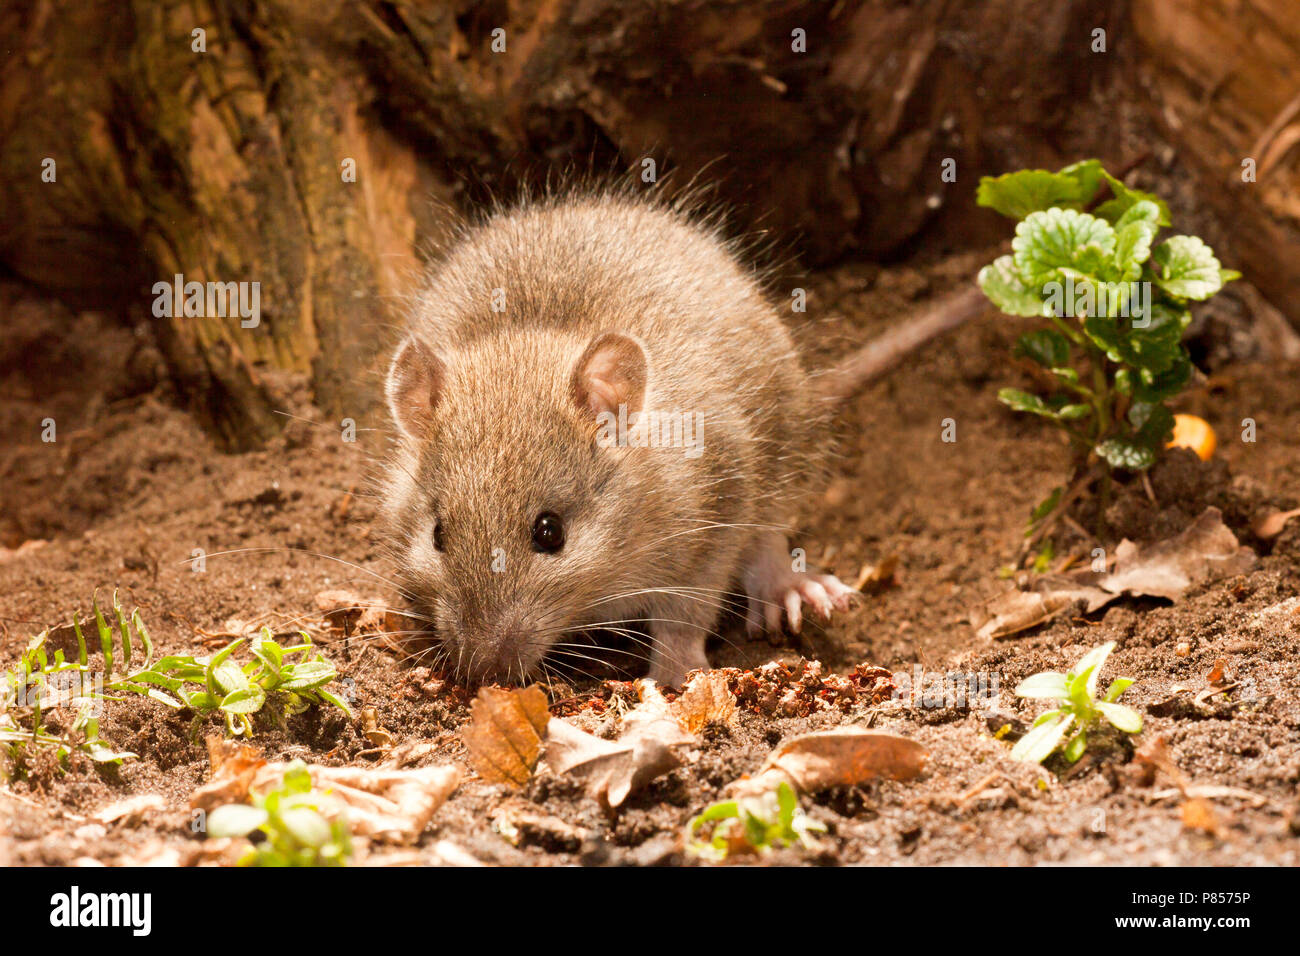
top-left (206, 760), bottom-right (353, 866)
top-left (1009, 641), bottom-right (1141, 764)
top-left (976, 160), bottom-right (1238, 521)
top-left (687, 781), bottom-right (826, 860)
top-left (1, 592), bottom-right (353, 773)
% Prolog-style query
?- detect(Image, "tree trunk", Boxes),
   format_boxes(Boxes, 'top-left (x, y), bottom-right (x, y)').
top-left (5, 0), bottom-right (1296, 450)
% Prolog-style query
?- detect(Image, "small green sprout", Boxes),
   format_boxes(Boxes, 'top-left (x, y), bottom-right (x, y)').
top-left (1, 592), bottom-right (353, 774)
top-left (687, 781), bottom-right (826, 861)
top-left (206, 760), bottom-right (352, 867)
top-left (1009, 641), bottom-right (1142, 764)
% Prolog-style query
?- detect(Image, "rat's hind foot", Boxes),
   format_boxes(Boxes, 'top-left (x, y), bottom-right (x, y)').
top-left (742, 537), bottom-right (857, 637)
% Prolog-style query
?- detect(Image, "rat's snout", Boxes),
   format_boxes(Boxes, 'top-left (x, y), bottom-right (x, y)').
top-left (459, 608), bottom-right (542, 684)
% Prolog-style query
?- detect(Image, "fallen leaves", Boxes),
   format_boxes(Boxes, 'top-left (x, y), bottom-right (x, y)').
top-left (545, 681), bottom-right (694, 808)
top-left (974, 508), bottom-right (1256, 640)
top-left (670, 670), bottom-right (738, 734)
top-left (461, 677), bottom-right (739, 808)
top-left (735, 728), bottom-right (928, 797)
top-left (852, 553), bottom-right (899, 591)
top-left (191, 736), bottom-right (460, 845)
top-left (461, 685), bottom-right (550, 786)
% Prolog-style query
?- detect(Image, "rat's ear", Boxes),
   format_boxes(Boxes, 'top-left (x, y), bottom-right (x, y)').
top-left (386, 336), bottom-right (447, 437)
top-left (570, 331), bottom-right (647, 419)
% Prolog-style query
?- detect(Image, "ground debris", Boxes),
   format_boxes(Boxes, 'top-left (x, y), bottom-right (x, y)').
top-left (461, 685), bottom-right (550, 787)
top-left (974, 508), bottom-right (1256, 639)
top-left (544, 679), bottom-right (694, 809)
top-left (732, 727), bottom-right (928, 797)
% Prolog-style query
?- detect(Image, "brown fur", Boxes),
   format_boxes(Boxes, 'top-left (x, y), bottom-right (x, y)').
top-left (381, 192), bottom-right (826, 684)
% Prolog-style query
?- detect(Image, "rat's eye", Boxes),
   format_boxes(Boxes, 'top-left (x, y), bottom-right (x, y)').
top-left (432, 520), bottom-right (446, 552)
top-left (531, 512), bottom-right (565, 553)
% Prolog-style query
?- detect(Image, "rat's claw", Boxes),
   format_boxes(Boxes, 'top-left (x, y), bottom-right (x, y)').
top-left (784, 589), bottom-right (803, 633)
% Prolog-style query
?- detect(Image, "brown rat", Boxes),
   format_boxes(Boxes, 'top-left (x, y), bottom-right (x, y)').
top-left (381, 191), bottom-right (908, 686)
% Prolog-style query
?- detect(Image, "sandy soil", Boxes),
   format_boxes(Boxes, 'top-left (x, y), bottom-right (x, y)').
top-left (2, 228), bottom-right (1297, 865)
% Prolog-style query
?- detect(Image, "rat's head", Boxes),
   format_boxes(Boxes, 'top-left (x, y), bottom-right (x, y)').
top-left (383, 328), bottom-right (670, 684)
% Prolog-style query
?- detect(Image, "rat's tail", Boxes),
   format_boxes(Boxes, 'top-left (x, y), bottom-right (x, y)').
top-left (817, 287), bottom-right (988, 405)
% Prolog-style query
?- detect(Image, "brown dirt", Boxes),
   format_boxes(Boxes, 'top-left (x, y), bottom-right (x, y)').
top-left (2, 242), bottom-right (1299, 865)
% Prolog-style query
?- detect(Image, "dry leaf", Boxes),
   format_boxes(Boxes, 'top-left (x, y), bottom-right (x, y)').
top-left (544, 680), bottom-right (694, 808)
top-left (1252, 507), bottom-right (1300, 539)
top-left (248, 762), bottom-right (460, 844)
top-left (461, 684), bottom-right (550, 787)
top-left (737, 728), bottom-right (928, 796)
top-left (314, 589), bottom-right (388, 633)
top-left (670, 671), bottom-right (738, 734)
top-left (360, 707), bottom-right (394, 749)
top-left (853, 554), bottom-right (899, 591)
top-left (191, 735), bottom-right (460, 844)
top-left (189, 736), bottom-right (267, 813)
top-left (1096, 508), bottom-right (1255, 603)
top-left (974, 509), bottom-right (1255, 639)
top-left (974, 588), bottom-right (1078, 640)
top-left (93, 794), bottom-right (165, 827)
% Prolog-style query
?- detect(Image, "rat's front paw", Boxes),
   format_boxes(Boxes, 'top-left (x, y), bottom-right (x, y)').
top-left (743, 568), bottom-right (857, 637)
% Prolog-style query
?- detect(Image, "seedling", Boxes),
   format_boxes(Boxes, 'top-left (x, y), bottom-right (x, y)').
top-left (976, 160), bottom-right (1238, 534)
top-left (0, 592), bottom-right (353, 774)
top-left (206, 760), bottom-right (352, 866)
top-left (687, 781), bottom-right (826, 860)
top-left (1009, 641), bottom-right (1141, 764)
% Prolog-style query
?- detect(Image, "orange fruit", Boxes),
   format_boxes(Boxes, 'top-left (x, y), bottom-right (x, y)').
top-left (1166, 413), bottom-right (1216, 461)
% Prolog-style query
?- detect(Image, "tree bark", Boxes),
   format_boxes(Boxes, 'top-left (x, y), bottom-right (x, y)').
top-left (6, 0), bottom-right (1296, 450)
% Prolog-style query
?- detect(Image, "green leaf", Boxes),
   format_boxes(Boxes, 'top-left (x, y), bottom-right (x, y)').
top-left (277, 662), bottom-right (338, 692)
top-left (1094, 171), bottom-right (1173, 227)
top-left (1058, 403), bottom-right (1092, 420)
top-left (1096, 437), bottom-right (1157, 471)
top-left (776, 781), bottom-right (797, 830)
top-left (997, 388), bottom-right (1056, 418)
top-left (1072, 642), bottom-right (1115, 698)
top-left (1103, 677), bottom-right (1134, 702)
top-left (205, 639), bottom-right (244, 697)
top-left (112, 591), bottom-right (132, 672)
top-left (1132, 351), bottom-right (1191, 403)
top-left (1129, 401), bottom-right (1175, 449)
top-left (1029, 487), bottom-right (1062, 526)
top-left (314, 687), bottom-right (354, 719)
top-left (1014, 328), bottom-right (1070, 367)
top-left (1009, 713), bottom-right (1074, 763)
top-left (1057, 159), bottom-right (1105, 204)
top-left (72, 612), bottom-right (88, 667)
top-left (220, 685), bottom-right (267, 715)
top-left (1097, 701), bottom-right (1143, 734)
top-left (976, 169), bottom-right (1092, 219)
top-left (1126, 303), bottom-right (1188, 373)
top-left (212, 660), bottom-right (250, 696)
top-left (1152, 236), bottom-right (1224, 300)
top-left (1014, 672), bottom-right (1070, 699)
top-left (1062, 731), bottom-right (1088, 763)
top-left (132, 609), bottom-right (154, 666)
top-left (208, 804), bottom-right (269, 838)
top-left (1013, 209), bottom-right (1116, 288)
top-left (1112, 201), bottom-right (1161, 280)
top-left (92, 592), bottom-right (113, 676)
top-left (978, 255), bottom-right (1047, 317)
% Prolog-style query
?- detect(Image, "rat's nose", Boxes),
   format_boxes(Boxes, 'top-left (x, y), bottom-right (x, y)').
top-left (462, 615), bottom-right (530, 684)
